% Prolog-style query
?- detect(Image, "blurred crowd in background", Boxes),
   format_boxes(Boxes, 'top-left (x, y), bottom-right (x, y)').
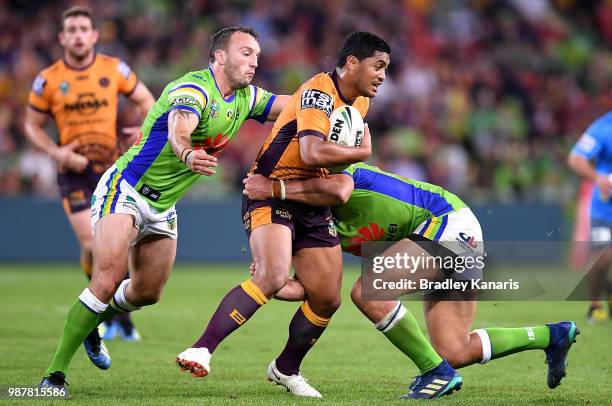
top-left (1, 0), bottom-right (611, 203)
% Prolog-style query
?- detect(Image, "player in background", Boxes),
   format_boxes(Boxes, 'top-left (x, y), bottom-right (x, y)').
top-left (24, 5), bottom-right (155, 363)
top-left (243, 163), bottom-right (580, 399)
top-left (39, 25), bottom-right (289, 394)
top-left (568, 111), bottom-right (612, 322)
top-left (176, 32), bottom-right (388, 399)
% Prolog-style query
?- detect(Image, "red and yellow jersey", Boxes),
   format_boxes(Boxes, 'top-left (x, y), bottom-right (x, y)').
top-left (251, 71), bottom-right (369, 180)
top-left (28, 53), bottom-right (138, 167)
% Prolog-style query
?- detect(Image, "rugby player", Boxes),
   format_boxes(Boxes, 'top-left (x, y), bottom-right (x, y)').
top-left (568, 111), bottom-right (612, 322)
top-left (243, 163), bottom-right (580, 399)
top-left (176, 32), bottom-right (389, 398)
top-left (24, 5), bottom-right (154, 361)
top-left (39, 25), bottom-right (288, 393)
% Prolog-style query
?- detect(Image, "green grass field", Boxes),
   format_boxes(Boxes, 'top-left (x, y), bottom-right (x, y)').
top-left (0, 264), bottom-right (610, 405)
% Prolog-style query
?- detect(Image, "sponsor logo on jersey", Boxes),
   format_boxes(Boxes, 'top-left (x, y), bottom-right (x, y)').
top-left (275, 209), bottom-right (291, 220)
top-left (226, 109), bottom-right (233, 120)
top-left (171, 97), bottom-right (198, 106)
top-left (300, 89), bottom-right (333, 116)
top-left (328, 218), bottom-right (337, 237)
top-left (59, 81), bottom-right (70, 94)
top-left (118, 61), bottom-right (131, 79)
top-left (32, 74), bottom-right (46, 96)
top-left (242, 211), bottom-right (251, 231)
top-left (64, 93), bottom-right (109, 116)
top-left (139, 183), bottom-right (161, 202)
top-left (457, 232), bottom-right (478, 250)
top-left (387, 223), bottom-right (398, 240)
top-left (76, 75), bottom-right (88, 81)
top-left (576, 133), bottom-right (596, 153)
top-left (344, 223), bottom-right (385, 256)
top-left (99, 77), bottom-right (110, 87)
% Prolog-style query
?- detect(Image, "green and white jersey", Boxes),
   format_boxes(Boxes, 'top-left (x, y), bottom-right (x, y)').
top-left (111, 67), bottom-right (275, 211)
top-left (334, 163), bottom-right (467, 256)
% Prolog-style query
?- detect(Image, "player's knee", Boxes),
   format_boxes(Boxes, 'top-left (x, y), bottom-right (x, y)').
top-left (253, 264), bottom-right (290, 295)
top-left (309, 294), bottom-right (341, 318)
top-left (90, 278), bottom-right (122, 303)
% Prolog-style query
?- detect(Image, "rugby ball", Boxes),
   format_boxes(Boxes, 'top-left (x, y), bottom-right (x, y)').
top-left (327, 105), bottom-right (364, 147)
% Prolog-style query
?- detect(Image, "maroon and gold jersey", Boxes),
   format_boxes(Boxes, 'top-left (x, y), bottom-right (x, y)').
top-left (28, 53), bottom-right (138, 169)
top-left (250, 71), bottom-right (369, 180)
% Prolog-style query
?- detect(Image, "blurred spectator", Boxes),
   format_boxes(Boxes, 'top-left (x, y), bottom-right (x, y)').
top-left (3, 0), bottom-right (612, 203)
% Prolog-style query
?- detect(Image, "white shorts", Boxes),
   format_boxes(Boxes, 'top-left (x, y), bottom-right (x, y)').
top-left (413, 207), bottom-right (484, 256)
top-left (91, 165), bottom-right (178, 245)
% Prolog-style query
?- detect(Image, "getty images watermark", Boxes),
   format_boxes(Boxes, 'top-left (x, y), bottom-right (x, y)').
top-left (360, 241), bottom-right (599, 301)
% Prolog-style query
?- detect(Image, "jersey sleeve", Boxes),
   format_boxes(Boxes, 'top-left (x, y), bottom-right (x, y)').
top-left (166, 81), bottom-right (209, 121)
top-left (571, 117), bottom-right (608, 160)
top-left (27, 72), bottom-right (51, 113)
top-left (247, 85), bottom-right (276, 123)
top-left (116, 60), bottom-right (139, 96)
top-left (296, 87), bottom-right (334, 140)
top-left (340, 164), bottom-right (357, 177)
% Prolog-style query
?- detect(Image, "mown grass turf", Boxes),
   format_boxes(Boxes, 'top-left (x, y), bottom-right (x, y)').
top-left (0, 264), bottom-right (610, 405)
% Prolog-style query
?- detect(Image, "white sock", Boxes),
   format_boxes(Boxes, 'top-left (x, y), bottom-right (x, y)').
top-left (473, 329), bottom-right (492, 363)
top-left (374, 302), bottom-right (407, 333)
top-left (79, 288), bottom-right (108, 314)
top-left (110, 279), bottom-right (140, 312)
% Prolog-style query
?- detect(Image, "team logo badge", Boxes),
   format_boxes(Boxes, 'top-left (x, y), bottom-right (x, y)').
top-left (59, 81), bottom-right (70, 94)
top-left (210, 100), bottom-right (220, 118)
top-left (166, 211), bottom-right (176, 231)
top-left (226, 109), bottom-right (233, 120)
top-left (99, 77), bottom-right (110, 87)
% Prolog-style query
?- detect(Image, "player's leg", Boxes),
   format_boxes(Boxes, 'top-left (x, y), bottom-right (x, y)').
top-left (178, 222), bottom-right (293, 377)
top-left (424, 299), bottom-right (580, 388)
top-left (265, 245), bottom-right (341, 399)
top-left (586, 225), bottom-right (612, 322)
top-left (43, 212), bottom-right (136, 382)
top-left (63, 204), bottom-right (95, 279)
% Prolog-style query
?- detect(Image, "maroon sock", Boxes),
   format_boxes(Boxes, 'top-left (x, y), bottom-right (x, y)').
top-left (275, 303), bottom-right (329, 376)
top-left (193, 280), bottom-right (267, 353)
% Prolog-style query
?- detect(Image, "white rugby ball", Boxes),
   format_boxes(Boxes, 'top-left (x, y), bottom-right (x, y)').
top-left (327, 105), bottom-right (364, 147)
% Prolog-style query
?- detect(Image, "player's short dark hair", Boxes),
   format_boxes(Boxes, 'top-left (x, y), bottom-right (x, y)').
top-left (209, 26), bottom-right (259, 63)
top-left (336, 32), bottom-right (390, 68)
top-left (61, 6), bottom-right (94, 30)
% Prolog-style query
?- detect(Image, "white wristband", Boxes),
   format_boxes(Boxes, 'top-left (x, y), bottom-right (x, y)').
top-left (279, 179), bottom-right (286, 200)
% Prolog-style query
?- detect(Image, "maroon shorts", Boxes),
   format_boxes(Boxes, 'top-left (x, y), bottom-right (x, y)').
top-left (58, 164), bottom-right (108, 214)
top-left (242, 196), bottom-right (339, 253)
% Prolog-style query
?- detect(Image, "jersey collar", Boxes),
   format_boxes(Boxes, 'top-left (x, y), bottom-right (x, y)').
top-left (63, 52), bottom-right (97, 71)
top-left (208, 67), bottom-right (236, 103)
top-left (330, 70), bottom-right (352, 105)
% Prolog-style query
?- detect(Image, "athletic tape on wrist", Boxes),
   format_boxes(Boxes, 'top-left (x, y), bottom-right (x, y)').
top-left (279, 179), bottom-right (286, 200)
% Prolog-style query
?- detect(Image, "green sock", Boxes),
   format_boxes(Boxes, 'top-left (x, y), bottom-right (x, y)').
top-left (379, 305), bottom-right (443, 374)
top-left (46, 300), bottom-right (102, 375)
top-left (98, 304), bottom-right (123, 325)
top-left (485, 326), bottom-right (550, 359)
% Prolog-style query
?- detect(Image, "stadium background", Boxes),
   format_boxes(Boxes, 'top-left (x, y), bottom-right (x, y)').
top-left (1, 1), bottom-right (611, 404)
top-left (3, 0), bottom-right (612, 260)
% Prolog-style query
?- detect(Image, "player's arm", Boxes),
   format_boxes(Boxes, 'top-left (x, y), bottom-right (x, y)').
top-left (23, 107), bottom-right (88, 172)
top-left (265, 95), bottom-right (291, 121)
top-left (243, 173), bottom-right (354, 206)
top-left (568, 129), bottom-right (612, 195)
top-left (568, 153), bottom-right (612, 195)
top-left (299, 123), bottom-right (371, 167)
top-left (167, 109), bottom-right (217, 176)
top-left (127, 82), bottom-right (155, 121)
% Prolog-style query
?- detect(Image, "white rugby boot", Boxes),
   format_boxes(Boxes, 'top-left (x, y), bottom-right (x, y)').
top-left (266, 360), bottom-right (322, 398)
top-left (176, 347), bottom-right (211, 377)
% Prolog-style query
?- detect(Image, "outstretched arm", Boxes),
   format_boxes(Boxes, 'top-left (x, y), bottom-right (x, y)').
top-left (265, 95), bottom-right (291, 121)
top-left (243, 173), bottom-right (354, 206)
